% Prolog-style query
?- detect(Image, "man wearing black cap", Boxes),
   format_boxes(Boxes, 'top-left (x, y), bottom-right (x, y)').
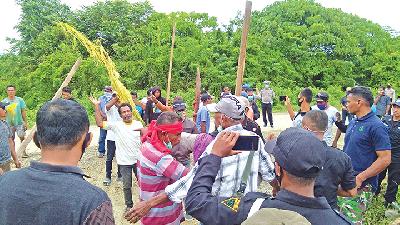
top-left (0, 102), bottom-right (21, 173)
top-left (312, 92), bottom-right (338, 146)
top-left (376, 99), bottom-right (400, 209)
top-left (184, 127), bottom-right (351, 225)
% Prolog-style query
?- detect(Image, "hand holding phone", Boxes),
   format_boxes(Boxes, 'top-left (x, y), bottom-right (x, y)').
top-left (211, 131), bottom-right (241, 157)
top-left (232, 135), bottom-right (259, 151)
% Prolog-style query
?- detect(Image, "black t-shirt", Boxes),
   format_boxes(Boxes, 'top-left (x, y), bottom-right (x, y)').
top-left (383, 117), bottom-right (400, 161)
top-left (314, 143), bottom-right (356, 210)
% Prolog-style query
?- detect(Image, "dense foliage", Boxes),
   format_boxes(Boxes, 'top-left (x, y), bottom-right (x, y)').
top-left (0, 0), bottom-right (399, 118)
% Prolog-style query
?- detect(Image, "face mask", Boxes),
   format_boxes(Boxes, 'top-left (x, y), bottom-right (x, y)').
top-left (164, 135), bottom-right (173, 150)
top-left (248, 96), bottom-right (254, 101)
top-left (297, 98), bottom-right (303, 106)
top-left (317, 102), bottom-right (327, 110)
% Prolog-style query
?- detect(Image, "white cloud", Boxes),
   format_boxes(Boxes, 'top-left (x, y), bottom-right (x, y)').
top-left (0, 0), bottom-right (399, 53)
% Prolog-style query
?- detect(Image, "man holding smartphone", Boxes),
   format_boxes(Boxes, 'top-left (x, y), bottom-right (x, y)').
top-left (125, 95), bottom-right (276, 224)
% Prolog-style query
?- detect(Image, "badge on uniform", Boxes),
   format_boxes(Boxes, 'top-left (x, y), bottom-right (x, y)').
top-left (221, 197), bottom-right (241, 212)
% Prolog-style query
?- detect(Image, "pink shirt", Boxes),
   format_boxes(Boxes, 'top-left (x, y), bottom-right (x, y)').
top-left (138, 142), bottom-right (189, 225)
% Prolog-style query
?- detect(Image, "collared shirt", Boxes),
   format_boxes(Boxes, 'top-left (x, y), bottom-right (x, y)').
top-left (0, 161), bottom-right (115, 225)
top-left (0, 120), bottom-right (12, 164)
top-left (376, 95), bottom-right (391, 116)
top-left (344, 111), bottom-right (391, 189)
top-left (259, 88), bottom-right (275, 104)
top-left (137, 142), bottom-right (190, 225)
top-left (165, 124), bottom-right (275, 203)
top-left (196, 106), bottom-right (210, 133)
top-left (185, 154), bottom-right (351, 225)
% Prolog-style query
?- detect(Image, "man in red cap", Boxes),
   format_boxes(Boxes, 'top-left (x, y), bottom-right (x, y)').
top-left (135, 112), bottom-right (189, 225)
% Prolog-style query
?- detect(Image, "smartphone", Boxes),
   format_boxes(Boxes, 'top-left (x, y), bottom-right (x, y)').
top-left (232, 135), bottom-right (259, 151)
top-left (279, 96), bottom-right (287, 101)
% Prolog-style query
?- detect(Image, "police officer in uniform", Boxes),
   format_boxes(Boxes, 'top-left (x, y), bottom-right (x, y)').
top-left (185, 127), bottom-right (352, 225)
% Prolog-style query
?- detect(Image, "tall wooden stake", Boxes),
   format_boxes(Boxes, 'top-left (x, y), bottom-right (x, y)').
top-left (17, 58), bottom-right (82, 159)
top-left (235, 1), bottom-right (252, 96)
top-left (166, 22), bottom-right (176, 106)
top-left (193, 66), bottom-right (201, 121)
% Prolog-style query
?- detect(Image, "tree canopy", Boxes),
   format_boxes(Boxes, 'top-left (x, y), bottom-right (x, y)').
top-left (1, 0), bottom-right (399, 112)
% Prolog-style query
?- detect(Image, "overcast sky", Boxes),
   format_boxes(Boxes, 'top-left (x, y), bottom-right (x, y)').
top-left (1, 0), bottom-right (399, 53)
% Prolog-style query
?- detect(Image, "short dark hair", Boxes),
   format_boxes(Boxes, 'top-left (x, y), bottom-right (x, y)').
top-left (36, 99), bottom-right (89, 148)
top-left (157, 112), bottom-right (182, 125)
top-left (349, 86), bottom-right (373, 107)
top-left (303, 110), bottom-right (328, 132)
top-left (300, 88), bottom-right (313, 103)
top-left (286, 170), bottom-right (315, 186)
top-left (130, 91), bottom-right (137, 96)
top-left (62, 86), bottom-right (72, 94)
top-left (6, 85), bottom-right (15, 90)
top-left (118, 103), bottom-right (132, 115)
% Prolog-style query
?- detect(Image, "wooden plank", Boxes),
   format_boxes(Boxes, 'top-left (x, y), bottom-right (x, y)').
top-left (166, 22), bottom-right (176, 106)
top-left (193, 66), bottom-right (201, 121)
top-left (235, 1), bottom-right (252, 96)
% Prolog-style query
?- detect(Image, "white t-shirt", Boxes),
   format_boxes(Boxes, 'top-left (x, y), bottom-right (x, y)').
top-left (103, 120), bottom-right (143, 165)
top-left (105, 105), bottom-right (122, 141)
top-left (311, 105), bottom-right (338, 145)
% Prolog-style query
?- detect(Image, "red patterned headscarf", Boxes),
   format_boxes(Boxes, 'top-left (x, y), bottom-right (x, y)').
top-left (141, 120), bottom-right (183, 154)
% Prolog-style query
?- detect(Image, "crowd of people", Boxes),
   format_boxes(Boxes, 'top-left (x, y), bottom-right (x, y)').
top-left (0, 82), bottom-right (399, 225)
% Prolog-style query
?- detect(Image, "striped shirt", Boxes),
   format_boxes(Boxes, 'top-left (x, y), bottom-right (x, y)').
top-left (165, 124), bottom-right (275, 203)
top-left (138, 142), bottom-right (189, 225)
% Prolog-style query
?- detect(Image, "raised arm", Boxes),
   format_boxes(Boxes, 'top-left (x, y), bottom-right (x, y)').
top-left (284, 96), bottom-right (295, 120)
top-left (89, 96), bottom-right (104, 128)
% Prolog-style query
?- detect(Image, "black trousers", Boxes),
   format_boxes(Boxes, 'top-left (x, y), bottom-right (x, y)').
top-left (261, 103), bottom-right (273, 126)
top-left (106, 140), bottom-right (121, 179)
top-left (120, 164), bottom-right (138, 208)
top-left (376, 162), bottom-right (400, 203)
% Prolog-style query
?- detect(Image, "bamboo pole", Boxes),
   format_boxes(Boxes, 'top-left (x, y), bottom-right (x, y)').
top-left (235, 1), bottom-right (252, 96)
top-left (166, 22), bottom-right (176, 106)
top-left (17, 58), bottom-right (82, 159)
top-left (193, 66), bottom-right (201, 121)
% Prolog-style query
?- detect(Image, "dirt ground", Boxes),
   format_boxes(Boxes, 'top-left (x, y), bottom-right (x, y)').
top-left (15, 112), bottom-right (345, 225)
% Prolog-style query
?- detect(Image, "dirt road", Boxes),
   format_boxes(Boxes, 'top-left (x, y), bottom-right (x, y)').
top-left (16, 112), bottom-right (345, 225)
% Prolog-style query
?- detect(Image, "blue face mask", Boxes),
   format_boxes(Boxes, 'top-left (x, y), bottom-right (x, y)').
top-left (317, 102), bottom-right (327, 110)
top-left (248, 95), bottom-right (254, 101)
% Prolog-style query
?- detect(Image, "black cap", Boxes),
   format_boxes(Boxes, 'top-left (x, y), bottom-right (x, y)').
top-left (0, 102), bottom-right (9, 110)
top-left (273, 127), bottom-right (326, 178)
top-left (316, 92), bottom-right (329, 101)
top-left (201, 93), bottom-right (211, 102)
top-left (173, 99), bottom-right (186, 111)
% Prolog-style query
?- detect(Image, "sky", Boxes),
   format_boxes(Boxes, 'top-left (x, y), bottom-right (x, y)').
top-left (0, 0), bottom-right (399, 53)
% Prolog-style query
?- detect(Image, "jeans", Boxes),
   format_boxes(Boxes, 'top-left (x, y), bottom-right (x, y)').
top-left (105, 140), bottom-right (121, 179)
top-left (98, 128), bottom-right (107, 154)
top-left (120, 164), bottom-right (138, 208)
top-left (377, 162), bottom-right (400, 203)
top-left (261, 103), bottom-right (273, 126)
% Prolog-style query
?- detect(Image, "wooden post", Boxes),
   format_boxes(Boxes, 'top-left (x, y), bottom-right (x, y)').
top-left (193, 66), bottom-right (201, 121)
top-left (235, 1), bottom-right (252, 96)
top-left (166, 22), bottom-right (176, 106)
top-left (17, 58), bottom-right (82, 159)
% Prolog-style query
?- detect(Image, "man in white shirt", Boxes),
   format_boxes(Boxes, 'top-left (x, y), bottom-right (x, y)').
top-left (90, 97), bottom-right (143, 211)
top-left (311, 92), bottom-right (338, 146)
